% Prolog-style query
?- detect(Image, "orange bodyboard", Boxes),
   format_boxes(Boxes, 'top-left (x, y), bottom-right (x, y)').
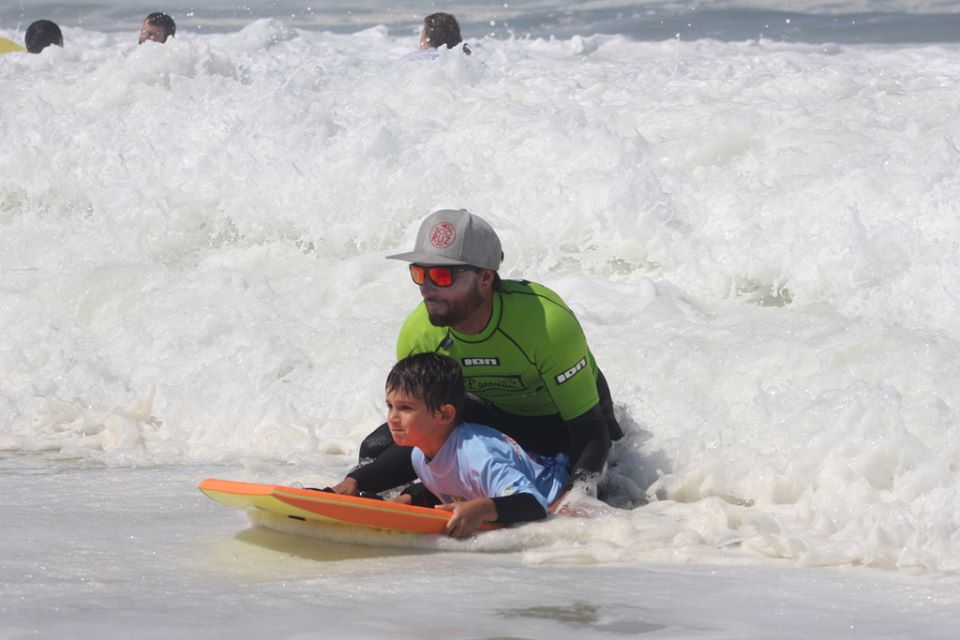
top-left (199, 478), bottom-right (498, 535)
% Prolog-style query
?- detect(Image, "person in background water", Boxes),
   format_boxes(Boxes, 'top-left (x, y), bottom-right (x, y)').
top-left (25, 20), bottom-right (63, 54)
top-left (138, 12), bottom-right (176, 44)
top-left (420, 12), bottom-right (467, 52)
top-left (331, 209), bottom-right (623, 500)
top-left (405, 12), bottom-right (469, 59)
top-left (384, 352), bottom-right (570, 538)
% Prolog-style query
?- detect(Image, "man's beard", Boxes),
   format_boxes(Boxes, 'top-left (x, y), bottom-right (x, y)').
top-left (425, 283), bottom-right (486, 327)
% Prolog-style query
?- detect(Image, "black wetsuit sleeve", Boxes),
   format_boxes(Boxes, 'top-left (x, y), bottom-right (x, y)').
top-left (491, 492), bottom-right (548, 524)
top-left (567, 404), bottom-right (611, 482)
top-left (346, 443), bottom-right (417, 493)
top-left (402, 482), bottom-right (440, 507)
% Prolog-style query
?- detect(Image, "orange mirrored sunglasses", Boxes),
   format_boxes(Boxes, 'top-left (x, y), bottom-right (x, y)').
top-left (409, 264), bottom-right (477, 287)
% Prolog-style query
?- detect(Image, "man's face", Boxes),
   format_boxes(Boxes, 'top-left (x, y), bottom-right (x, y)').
top-left (138, 20), bottom-right (167, 44)
top-left (385, 387), bottom-right (443, 449)
top-left (416, 265), bottom-right (487, 327)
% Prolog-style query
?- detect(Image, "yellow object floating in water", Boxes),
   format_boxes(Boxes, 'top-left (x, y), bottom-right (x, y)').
top-left (0, 36), bottom-right (26, 54)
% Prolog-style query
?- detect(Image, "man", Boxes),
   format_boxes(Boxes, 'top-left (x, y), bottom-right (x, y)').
top-left (333, 209), bottom-right (623, 498)
top-left (25, 20), bottom-right (63, 54)
top-left (138, 12), bottom-right (176, 44)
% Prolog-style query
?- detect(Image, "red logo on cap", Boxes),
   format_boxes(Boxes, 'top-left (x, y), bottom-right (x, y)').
top-left (429, 222), bottom-right (456, 249)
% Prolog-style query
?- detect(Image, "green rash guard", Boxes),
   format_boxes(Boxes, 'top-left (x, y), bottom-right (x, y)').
top-left (345, 278), bottom-right (617, 494)
top-left (396, 279), bottom-right (601, 420)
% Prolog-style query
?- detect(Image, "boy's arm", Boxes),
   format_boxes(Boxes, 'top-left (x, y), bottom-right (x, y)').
top-left (437, 493), bottom-right (547, 538)
top-left (491, 493), bottom-right (548, 523)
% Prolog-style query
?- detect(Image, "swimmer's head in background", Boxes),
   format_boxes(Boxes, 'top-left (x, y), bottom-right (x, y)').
top-left (25, 19), bottom-right (63, 54)
top-left (419, 12), bottom-right (463, 50)
top-left (139, 12), bottom-right (176, 44)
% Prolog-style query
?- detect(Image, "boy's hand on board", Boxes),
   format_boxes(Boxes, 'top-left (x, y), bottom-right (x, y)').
top-left (436, 498), bottom-right (497, 539)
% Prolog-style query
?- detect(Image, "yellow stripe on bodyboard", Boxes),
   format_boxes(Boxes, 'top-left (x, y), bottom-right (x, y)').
top-left (199, 478), bottom-right (498, 534)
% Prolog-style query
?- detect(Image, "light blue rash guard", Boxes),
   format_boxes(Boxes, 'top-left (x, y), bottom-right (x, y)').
top-left (411, 422), bottom-right (570, 511)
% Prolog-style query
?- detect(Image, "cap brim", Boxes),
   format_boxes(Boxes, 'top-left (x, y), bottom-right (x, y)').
top-left (385, 250), bottom-right (472, 266)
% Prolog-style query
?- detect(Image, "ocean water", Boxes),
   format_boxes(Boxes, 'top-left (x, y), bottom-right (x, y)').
top-left (3, 1), bottom-right (960, 638)
top-left (4, 0), bottom-right (960, 42)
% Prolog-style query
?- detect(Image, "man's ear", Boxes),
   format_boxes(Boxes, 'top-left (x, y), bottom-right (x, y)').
top-left (436, 403), bottom-right (457, 425)
top-left (477, 269), bottom-right (495, 289)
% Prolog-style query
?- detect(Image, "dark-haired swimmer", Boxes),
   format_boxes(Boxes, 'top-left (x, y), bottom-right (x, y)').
top-left (138, 12), bottom-right (176, 44)
top-left (420, 12), bottom-right (464, 50)
top-left (406, 12), bottom-right (470, 59)
top-left (25, 19), bottom-right (63, 54)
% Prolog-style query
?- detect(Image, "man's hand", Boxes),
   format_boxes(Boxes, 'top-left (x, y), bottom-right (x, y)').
top-left (436, 498), bottom-right (497, 539)
top-left (328, 477), bottom-right (360, 496)
top-left (551, 481), bottom-right (602, 517)
top-left (568, 467), bottom-right (601, 501)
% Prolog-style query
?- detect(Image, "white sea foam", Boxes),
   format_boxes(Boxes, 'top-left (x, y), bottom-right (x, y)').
top-left (3, 11), bottom-right (960, 589)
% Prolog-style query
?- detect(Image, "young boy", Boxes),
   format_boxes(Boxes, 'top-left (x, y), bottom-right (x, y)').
top-left (384, 352), bottom-right (570, 538)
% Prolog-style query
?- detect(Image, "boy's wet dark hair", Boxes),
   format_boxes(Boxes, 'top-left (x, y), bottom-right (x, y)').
top-left (25, 19), bottom-right (62, 54)
top-left (422, 12), bottom-right (463, 50)
top-left (386, 353), bottom-right (464, 418)
top-left (146, 12), bottom-right (176, 39)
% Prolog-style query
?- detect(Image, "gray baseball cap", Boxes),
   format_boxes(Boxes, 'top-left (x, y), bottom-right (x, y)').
top-left (387, 209), bottom-right (503, 270)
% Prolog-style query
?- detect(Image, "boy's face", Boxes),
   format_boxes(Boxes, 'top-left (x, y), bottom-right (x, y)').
top-left (139, 20), bottom-right (168, 44)
top-left (385, 387), bottom-right (450, 449)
